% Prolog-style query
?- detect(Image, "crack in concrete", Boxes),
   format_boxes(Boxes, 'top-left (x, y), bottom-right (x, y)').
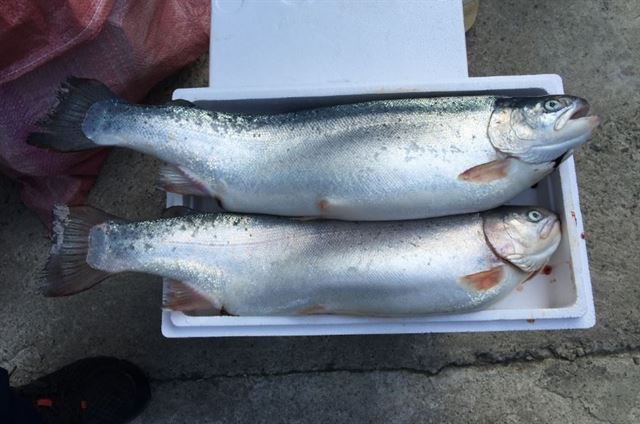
top-left (149, 346), bottom-right (640, 384)
top-left (578, 399), bottom-right (612, 424)
top-left (542, 386), bottom-right (612, 424)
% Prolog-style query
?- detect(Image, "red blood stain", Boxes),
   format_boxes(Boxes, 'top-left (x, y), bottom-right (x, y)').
top-left (542, 265), bottom-right (553, 275)
top-left (527, 319), bottom-right (535, 324)
top-left (318, 199), bottom-right (329, 210)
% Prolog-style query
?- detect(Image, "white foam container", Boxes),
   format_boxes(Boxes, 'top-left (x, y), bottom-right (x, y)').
top-left (161, 0), bottom-right (595, 337)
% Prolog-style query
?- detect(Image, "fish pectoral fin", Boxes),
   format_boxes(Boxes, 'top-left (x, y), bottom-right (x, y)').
top-left (162, 279), bottom-right (223, 316)
top-left (158, 164), bottom-right (212, 197)
top-left (459, 266), bottom-right (504, 291)
top-left (458, 159), bottom-right (510, 183)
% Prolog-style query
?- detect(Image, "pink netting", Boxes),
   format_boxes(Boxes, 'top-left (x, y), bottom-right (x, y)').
top-left (0, 0), bottom-right (210, 224)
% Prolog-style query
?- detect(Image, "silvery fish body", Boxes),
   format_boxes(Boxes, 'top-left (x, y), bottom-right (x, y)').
top-left (90, 97), bottom-right (536, 221)
top-left (45, 206), bottom-right (562, 317)
top-left (29, 79), bottom-right (599, 221)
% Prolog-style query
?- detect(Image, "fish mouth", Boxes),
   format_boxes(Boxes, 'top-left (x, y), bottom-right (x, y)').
top-left (570, 102), bottom-right (589, 120)
top-left (533, 99), bottom-right (600, 163)
top-left (555, 99), bottom-right (600, 131)
top-left (554, 109), bottom-right (601, 166)
top-left (539, 216), bottom-right (559, 240)
top-left (570, 105), bottom-right (601, 131)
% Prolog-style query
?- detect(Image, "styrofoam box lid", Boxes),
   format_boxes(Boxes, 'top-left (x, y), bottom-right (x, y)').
top-left (209, 0), bottom-right (469, 89)
top-left (160, 1), bottom-right (595, 336)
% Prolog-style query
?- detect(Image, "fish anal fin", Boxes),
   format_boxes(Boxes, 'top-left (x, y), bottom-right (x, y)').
top-left (161, 206), bottom-right (198, 218)
top-left (297, 304), bottom-right (329, 315)
top-left (158, 164), bottom-right (212, 196)
top-left (163, 279), bottom-right (222, 316)
top-left (170, 99), bottom-right (197, 108)
top-left (458, 159), bottom-right (510, 183)
top-left (292, 216), bottom-right (320, 222)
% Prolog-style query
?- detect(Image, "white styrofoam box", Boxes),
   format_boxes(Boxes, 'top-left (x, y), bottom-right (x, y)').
top-left (162, 74), bottom-right (595, 337)
top-left (160, 0), bottom-right (594, 336)
top-left (209, 0), bottom-right (469, 89)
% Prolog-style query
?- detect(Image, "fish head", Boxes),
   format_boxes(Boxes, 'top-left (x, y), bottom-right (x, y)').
top-left (488, 95), bottom-right (600, 164)
top-left (483, 206), bottom-right (561, 273)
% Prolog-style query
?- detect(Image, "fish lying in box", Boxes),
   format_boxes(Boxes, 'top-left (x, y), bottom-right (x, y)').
top-left (42, 205), bottom-right (561, 317)
top-left (30, 78), bottom-right (599, 221)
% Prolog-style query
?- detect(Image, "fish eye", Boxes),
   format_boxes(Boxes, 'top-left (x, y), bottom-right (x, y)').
top-left (544, 99), bottom-right (562, 112)
top-left (527, 210), bottom-right (543, 222)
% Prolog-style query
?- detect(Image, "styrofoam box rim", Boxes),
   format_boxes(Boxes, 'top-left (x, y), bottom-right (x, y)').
top-left (161, 74), bottom-right (595, 337)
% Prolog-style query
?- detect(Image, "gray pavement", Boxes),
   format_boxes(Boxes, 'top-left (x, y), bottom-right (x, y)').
top-left (1, 1), bottom-right (639, 422)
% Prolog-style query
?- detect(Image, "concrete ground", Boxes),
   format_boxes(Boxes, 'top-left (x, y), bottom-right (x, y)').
top-left (1, 1), bottom-right (638, 422)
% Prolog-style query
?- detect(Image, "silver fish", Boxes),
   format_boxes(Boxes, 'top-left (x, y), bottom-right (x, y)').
top-left (29, 78), bottom-right (599, 221)
top-left (44, 205), bottom-right (561, 317)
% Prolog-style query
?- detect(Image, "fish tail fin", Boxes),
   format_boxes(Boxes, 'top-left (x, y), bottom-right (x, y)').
top-left (43, 205), bottom-right (119, 297)
top-left (28, 77), bottom-right (120, 152)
